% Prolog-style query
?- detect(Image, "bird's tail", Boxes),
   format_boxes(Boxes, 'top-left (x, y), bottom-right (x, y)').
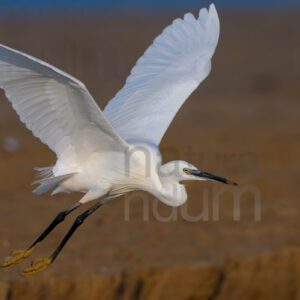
top-left (32, 167), bottom-right (74, 195)
top-left (34, 166), bottom-right (54, 178)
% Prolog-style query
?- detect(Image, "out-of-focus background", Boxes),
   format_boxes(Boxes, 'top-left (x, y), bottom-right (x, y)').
top-left (0, 0), bottom-right (300, 299)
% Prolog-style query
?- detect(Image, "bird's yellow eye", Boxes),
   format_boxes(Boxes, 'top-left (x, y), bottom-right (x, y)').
top-left (183, 168), bottom-right (189, 174)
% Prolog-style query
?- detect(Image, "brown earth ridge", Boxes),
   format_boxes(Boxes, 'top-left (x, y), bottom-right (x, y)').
top-left (1, 249), bottom-right (300, 300)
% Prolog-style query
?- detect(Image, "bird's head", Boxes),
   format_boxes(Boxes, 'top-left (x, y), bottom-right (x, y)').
top-left (155, 160), bottom-right (237, 207)
top-left (159, 160), bottom-right (237, 186)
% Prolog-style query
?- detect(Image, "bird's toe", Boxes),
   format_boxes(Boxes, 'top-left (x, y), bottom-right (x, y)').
top-left (1, 246), bottom-right (36, 267)
top-left (21, 257), bottom-right (53, 276)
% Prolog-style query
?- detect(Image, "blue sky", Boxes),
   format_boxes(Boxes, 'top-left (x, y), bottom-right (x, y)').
top-left (0, 0), bottom-right (299, 15)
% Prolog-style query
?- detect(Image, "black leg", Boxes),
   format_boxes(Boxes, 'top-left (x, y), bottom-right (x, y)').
top-left (22, 201), bottom-right (102, 276)
top-left (22, 200), bottom-right (103, 275)
top-left (1, 202), bottom-right (81, 268)
top-left (50, 201), bottom-right (102, 262)
top-left (29, 202), bottom-right (81, 249)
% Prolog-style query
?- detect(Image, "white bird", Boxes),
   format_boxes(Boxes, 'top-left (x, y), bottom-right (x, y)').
top-left (1, 4), bottom-right (236, 275)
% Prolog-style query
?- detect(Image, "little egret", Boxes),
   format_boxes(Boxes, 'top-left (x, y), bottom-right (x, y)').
top-left (1, 4), bottom-right (237, 275)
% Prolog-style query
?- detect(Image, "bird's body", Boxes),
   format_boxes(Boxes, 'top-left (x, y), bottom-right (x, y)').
top-left (1, 4), bottom-right (237, 275)
top-left (52, 142), bottom-right (162, 202)
top-left (48, 141), bottom-right (190, 207)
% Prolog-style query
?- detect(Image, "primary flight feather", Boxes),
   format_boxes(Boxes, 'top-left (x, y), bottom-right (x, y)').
top-left (104, 5), bottom-right (219, 145)
top-left (0, 4), bottom-right (236, 276)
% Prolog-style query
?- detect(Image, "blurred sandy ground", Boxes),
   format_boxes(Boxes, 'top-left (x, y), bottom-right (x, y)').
top-left (0, 8), bottom-right (299, 288)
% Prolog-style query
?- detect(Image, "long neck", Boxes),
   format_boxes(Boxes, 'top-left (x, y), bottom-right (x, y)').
top-left (155, 162), bottom-right (188, 207)
top-left (155, 181), bottom-right (187, 207)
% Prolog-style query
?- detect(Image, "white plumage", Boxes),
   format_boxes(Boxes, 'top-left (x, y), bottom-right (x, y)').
top-left (0, 43), bottom-right (127, 164)
top-left (0, 4), bottom-right (224, 204)
top-left (1, 4), bottom-right (238, 275)
top-left (104, 5), bottom-right (219, 145)
top-left (0, 4), bottom-right (223, 206)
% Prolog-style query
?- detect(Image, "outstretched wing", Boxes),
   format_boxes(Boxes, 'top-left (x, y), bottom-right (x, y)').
top-left (0, 43), bottom-right (128, 164)
top-left (104, 4), bottom-right (219, 146)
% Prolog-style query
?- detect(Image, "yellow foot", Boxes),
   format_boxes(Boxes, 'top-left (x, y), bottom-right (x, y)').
top-left (1, 245), bottom-right (37, 267)
top-left (22, 257), bottom-right (53, 276)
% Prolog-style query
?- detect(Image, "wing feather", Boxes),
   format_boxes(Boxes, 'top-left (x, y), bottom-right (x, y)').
top-left (104, 4), bottom-right (219, 145)
top-left (0, 43), bottom-right (128, 164)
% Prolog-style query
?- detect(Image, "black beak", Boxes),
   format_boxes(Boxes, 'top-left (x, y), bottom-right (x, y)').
top-left (190, 170), bottom-right (238, 186)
